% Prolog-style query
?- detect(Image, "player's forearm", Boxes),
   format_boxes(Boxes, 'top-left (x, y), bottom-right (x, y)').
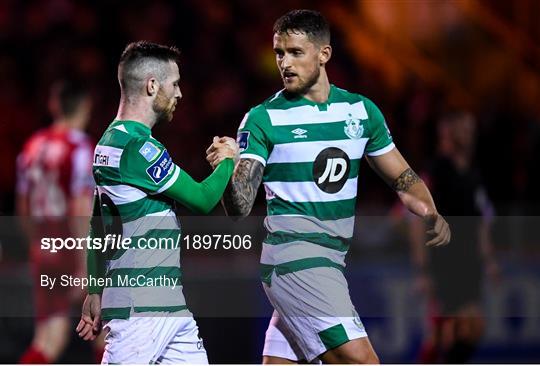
top-left (222, 158), bottom-right (264, 218)
top-left (86, 232), bottom-right (104, 294)
top-left (393, 168), bottom-right (438, 218)
top-left (165, 158), bottom-right (234, 214)
top-left (86, 196), bottom-right (107, 294)
top-left (87, 247), bottom-right (106, 294)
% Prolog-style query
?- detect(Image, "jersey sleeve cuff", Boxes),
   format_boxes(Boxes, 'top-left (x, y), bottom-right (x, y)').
top-left (156, 164), bottom-right (181, 194)
top-left (366, 142), bottom-right (395, 157)
top-left (240, 153), bottom-right (267, 167)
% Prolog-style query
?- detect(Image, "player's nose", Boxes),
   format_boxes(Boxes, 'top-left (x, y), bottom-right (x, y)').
top-left (281, 55), bottom-right (292, 69)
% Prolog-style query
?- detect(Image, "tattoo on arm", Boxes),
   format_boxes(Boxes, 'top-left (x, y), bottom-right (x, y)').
top-left (222, 158), bottom-right (264, 217)
top-left (391, 168), bottom-right (422, 192)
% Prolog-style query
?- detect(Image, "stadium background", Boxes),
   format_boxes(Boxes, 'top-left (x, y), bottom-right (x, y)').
top-left (0, 0), bottom-right (539, 363)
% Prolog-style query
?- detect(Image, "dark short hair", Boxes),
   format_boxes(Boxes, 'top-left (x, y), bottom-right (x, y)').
top-left (118, 41), bottom-right (180, 94)
top-left (273, 9), bottom-right (330, 45)
top-left (119, 41), bottom-right (180, 67)
top-left (51, 79), bottom-right (89, 117)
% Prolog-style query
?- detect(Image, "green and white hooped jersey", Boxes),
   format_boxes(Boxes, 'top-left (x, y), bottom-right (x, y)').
top-left (93, 120), bottom-right (185, 320)
top-left (237, 85), bottom-right (394, 283)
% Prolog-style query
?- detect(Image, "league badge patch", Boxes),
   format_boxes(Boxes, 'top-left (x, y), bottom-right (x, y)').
top-left (139, 141), bottom-right (161, 162)
top-left (146, 150), bottom-right (173, 184)
top-left (237, 131), bottom-right (250, 152)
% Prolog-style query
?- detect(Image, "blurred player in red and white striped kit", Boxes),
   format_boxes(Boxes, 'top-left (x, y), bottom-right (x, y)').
top-left (15, 80), bottom-right (100, 363)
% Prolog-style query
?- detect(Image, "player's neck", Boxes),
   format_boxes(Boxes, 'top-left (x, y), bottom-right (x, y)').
top-left (116, 97), bottom-right (157, 129)
top-left (303, 71), bottom-right (330, 104)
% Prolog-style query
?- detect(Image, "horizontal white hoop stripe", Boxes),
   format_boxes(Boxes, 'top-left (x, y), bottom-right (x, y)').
top-left (101, 287), bottom-right (131, 309)
top-left (264, 215), bottom-right (355, 238)
top-left (122, 210), bottom-right (179, 237)
top-left (131, 286), bottom-right (185, 307)
top-left (261, 241), bottom-right (346, 267)
top-left (102, 286), bottom-right (185, 309)
top-left (264, 177), bottom-right (358, 203)
top-left (267, 138), bottom-right (367, 164)
top-left (267, 101), bottom-right (368, 126)
top-left (98, 184), bottom-right (147, 206)
top-left (107, 248), bottom-right (180, 272)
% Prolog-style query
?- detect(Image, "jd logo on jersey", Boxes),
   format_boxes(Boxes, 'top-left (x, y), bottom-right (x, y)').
top-left (313, 147), bottom-right (350, 193)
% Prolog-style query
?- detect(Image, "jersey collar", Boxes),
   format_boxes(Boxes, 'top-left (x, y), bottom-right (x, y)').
top-left (111, 120), bottom-right (151, 136)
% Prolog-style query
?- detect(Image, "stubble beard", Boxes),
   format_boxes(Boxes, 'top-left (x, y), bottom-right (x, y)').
top-left (152, 89), bottom-right (174, 125)
top-left (285, 67), bottom-right (320, 96)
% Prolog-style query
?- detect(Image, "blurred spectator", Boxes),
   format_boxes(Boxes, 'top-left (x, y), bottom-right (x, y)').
top-left (408, 111), bottom-right (500, 363)
top-left (15, 79), bottom-right (98, 363)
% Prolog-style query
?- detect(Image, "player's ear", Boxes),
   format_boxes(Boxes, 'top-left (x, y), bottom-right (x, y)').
top-left (146, 78), bottom-right (159, 96)
top-left (319, 45), bottom-right (332, 66)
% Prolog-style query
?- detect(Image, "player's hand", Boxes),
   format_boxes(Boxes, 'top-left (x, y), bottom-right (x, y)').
top-left (424, 213), bottom-right (450, 246)
top-left (76, 293), bottom-right (102, 341)
top-left (206, 136), bottom-right (239, 169)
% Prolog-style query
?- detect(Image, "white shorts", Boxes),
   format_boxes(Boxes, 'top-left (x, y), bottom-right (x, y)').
top-left (262, 267), bottom-right (367, 362)
top-left (101, 311), bottom-right (208, 364)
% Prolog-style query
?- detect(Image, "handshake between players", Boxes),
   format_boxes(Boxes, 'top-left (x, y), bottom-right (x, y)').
top-left (206, 136), bottom-right (239, 169)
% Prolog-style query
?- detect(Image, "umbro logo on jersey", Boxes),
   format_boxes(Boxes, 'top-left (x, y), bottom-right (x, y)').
top-left (291, 128), bottom-right (308, 139)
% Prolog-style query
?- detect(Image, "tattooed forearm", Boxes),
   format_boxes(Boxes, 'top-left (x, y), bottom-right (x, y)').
top-left (222, 158), bottom-right (264, 217)
top-left (391, 168), bottom-right (422, 192)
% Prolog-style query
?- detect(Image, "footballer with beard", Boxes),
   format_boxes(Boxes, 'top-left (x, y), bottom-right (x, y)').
top-left (76, 41), bottom-right (238, 364)
top-left (209, 9), bottom-right (451, 364)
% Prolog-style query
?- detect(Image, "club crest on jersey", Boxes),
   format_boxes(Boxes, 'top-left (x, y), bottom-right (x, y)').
top-left (146, 150), bottom-right (173, 184)
top-left (139, 141), bottom-right (161, 162)
top-left (237, 131), bottom-right (250, 152)
top-left (344, 113), bottom-right (364, 140)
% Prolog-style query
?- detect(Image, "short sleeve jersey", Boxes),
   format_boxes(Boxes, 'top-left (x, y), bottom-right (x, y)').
top-left (92, 120), bottom-right (185, 320)
top-left (236, 85), bottom-right (394, 283)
